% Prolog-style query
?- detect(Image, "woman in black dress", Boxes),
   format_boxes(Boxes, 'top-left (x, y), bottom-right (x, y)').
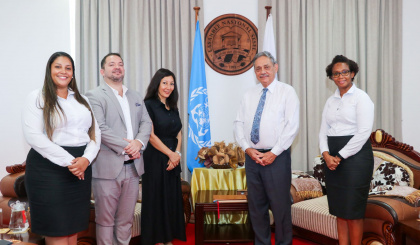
top-left (22, 52), bottom-right (100, 245)
top-left (141, 68), bottom-right (186, 245)
top-left (319, 55), bottom-right (374, 244)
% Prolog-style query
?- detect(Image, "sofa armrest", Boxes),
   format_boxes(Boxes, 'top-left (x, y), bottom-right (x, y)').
top-left (362, 196), bottom-right (419, 245)
top-left (366, 196), bottom-right (419, 224)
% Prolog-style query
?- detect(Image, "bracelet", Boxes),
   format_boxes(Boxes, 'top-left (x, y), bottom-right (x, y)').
top-left (175, 151), bottom-right (182, 157)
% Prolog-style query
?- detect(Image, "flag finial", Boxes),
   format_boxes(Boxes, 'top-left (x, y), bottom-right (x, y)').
top-left (265, 6), bottom-right (272, 20)
top-left (194, 7), bottom-right (200, 23)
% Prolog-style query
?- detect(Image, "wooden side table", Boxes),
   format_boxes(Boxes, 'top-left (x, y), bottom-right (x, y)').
top-left (191, 167), bottom-right (247, 224)
top-left (195, 190), bottom-right (253, 245)
top-left (396, 219), bottom-right (420, 245)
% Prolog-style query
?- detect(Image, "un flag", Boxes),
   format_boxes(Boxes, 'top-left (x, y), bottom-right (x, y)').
top-left (187, 21), bottom-right (212, 172)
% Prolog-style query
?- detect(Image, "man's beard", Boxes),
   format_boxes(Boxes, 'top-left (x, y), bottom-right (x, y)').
top-left (110, 74), bottom-right (124, 82)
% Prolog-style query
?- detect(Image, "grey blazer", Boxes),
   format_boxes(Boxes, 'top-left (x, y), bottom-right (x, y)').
top-left (85, 83), bottom-right (152, 179)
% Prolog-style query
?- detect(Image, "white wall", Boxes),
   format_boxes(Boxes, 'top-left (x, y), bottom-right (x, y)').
top-left (0, 0), bottom-right (418, 181)
top-left (203, 0), bottom-right (259, 143)
top-left (0, 0), bottom-right (71, 179)
top-left (402, 0), bottom-right (420, 151)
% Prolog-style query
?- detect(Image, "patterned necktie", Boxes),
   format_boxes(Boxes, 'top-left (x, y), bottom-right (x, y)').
top-left (250, 88), bottom-right (268, 144)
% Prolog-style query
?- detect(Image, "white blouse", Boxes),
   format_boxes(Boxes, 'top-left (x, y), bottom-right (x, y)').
top-left (319, 84), bottom-right (374, 159)
top-left (22, 89), bottom-right (101, 167)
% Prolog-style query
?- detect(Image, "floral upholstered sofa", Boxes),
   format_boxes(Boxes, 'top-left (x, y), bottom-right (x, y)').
top-left (290, 129), bottom-right (420, 245)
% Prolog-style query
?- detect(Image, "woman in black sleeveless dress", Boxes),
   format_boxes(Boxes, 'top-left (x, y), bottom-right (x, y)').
top-left (319, 55), bottom-right (374, 244)
top-left (141, 68), bottom-right (186, 245)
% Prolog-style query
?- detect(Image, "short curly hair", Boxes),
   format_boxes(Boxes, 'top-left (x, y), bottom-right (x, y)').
top-left (325, 55), bottom-right (359, 81)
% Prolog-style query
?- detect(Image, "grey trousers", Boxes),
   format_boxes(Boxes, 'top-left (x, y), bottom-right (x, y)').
top-left (93, 163), bottom-right (140, 245)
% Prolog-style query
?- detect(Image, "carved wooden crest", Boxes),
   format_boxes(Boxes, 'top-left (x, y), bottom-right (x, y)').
top-left (204, 14), bottom-right (258, 76)
top-left (370, 129), bottom-right (420, 162)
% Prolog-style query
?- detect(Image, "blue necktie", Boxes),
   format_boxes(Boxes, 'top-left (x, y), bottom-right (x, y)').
top-left (250, 88), bottom-right (268, 144)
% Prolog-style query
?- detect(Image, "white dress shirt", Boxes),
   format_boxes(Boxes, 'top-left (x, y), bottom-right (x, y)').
top-left (106, 84), bottom-right (145, 160)
top-left (22, 89), bottom-right (101, 167)
top-left (234, 80), bottom-right (300, 156)
top-left (319, 83), bottom-right (374, 159)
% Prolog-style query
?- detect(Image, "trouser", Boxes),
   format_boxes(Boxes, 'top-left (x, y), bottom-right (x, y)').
top-left (245, 149), bottom-right (292, 245)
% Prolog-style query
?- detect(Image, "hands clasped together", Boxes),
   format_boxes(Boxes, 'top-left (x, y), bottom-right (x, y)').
top-left (124, 138), bottom-right (143, 160)
top-left (245, 148), bottom-right (277, 166)
top-left (322, 152), bottom-right (341, 171)
top-left (68, 157), bottom-right (90, 180)
top-left (167, 151), bottom-right (180, 171)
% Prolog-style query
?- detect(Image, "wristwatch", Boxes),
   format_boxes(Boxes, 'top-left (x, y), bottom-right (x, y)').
top-left (175, 151), bottom-right (182, 157)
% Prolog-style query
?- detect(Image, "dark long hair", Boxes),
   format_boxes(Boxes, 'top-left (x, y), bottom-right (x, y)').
top-left (144, 68), bottom-right (179, 110)
top-left (41, 51), bottom-right (96, 141)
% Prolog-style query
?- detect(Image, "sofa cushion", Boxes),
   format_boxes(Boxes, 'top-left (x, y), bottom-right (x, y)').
top-left (292, 171), bottom-right (323, 200)
top-left (369, 152), bottom-right (413, 195)
top-left (312, 156), bottom-right (326, 188)
top-left (385, 185), bottom-right (417, 197)
top-left (291, 195), bottom-right (338, 240)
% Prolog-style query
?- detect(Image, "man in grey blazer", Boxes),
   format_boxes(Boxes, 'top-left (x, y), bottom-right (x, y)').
top-left (86, 53), bottom-right (152, 245)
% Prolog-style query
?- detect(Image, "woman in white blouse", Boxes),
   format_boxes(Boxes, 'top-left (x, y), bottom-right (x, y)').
top-left (319, 55), bottom-right (374, 245)
top-left (22, 52), bottom-right (100, 245)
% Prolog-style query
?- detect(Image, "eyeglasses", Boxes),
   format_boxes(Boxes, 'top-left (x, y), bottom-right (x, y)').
top-left (332, 70), bottom-right (351, 78)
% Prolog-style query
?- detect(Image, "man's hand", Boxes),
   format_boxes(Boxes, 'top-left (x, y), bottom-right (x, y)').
top-left (322, 151), bottom-right (341, 171)
top-left (124, 138), bottom-right (142, 156)
top-left (260, 151), bottom-right (276, 166)
top-left (245, 148), bottom-right (264, 165)
top-left (68, 157), bottom-right (90, 180)
top-left (129, 151), bottom-right (141, 160)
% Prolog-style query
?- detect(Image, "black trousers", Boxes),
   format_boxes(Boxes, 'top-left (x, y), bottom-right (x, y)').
top-left (245, 149), bottom-right (292, 245)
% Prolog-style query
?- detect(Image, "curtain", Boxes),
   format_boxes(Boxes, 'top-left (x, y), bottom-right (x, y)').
top-left (76, 0), bottom-right (204, 181)
top-left (76, 0), bottom-right (402, 175)
top-left (258, 0), bottom-right (402, 170)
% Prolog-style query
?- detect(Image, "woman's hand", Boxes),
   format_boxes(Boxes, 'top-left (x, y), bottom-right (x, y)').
top-left (166, 160), bottom-right (176, 171)
top-left (68, 157), bottom-right (90, 180)
top-left (168, 151), bottom-right (181, 166)
top-left (322, 151), bottom-right (341, 171)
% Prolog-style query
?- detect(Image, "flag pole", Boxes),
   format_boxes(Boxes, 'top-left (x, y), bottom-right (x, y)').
top-left (194, 7), bottom-right (200, 23)
top-left (265, 6), bottom-right (271, 20)
top-left (263, 6), bottom-right (277, 79)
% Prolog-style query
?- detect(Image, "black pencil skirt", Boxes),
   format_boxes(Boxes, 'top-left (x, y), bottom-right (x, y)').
top-left (25, 146), bottom-right (92, 236)
top-left (324, 136), bottom-right (374, 219)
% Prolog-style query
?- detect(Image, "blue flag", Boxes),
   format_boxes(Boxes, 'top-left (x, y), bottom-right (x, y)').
top-left (187, 21), bottom-right (211, 172)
